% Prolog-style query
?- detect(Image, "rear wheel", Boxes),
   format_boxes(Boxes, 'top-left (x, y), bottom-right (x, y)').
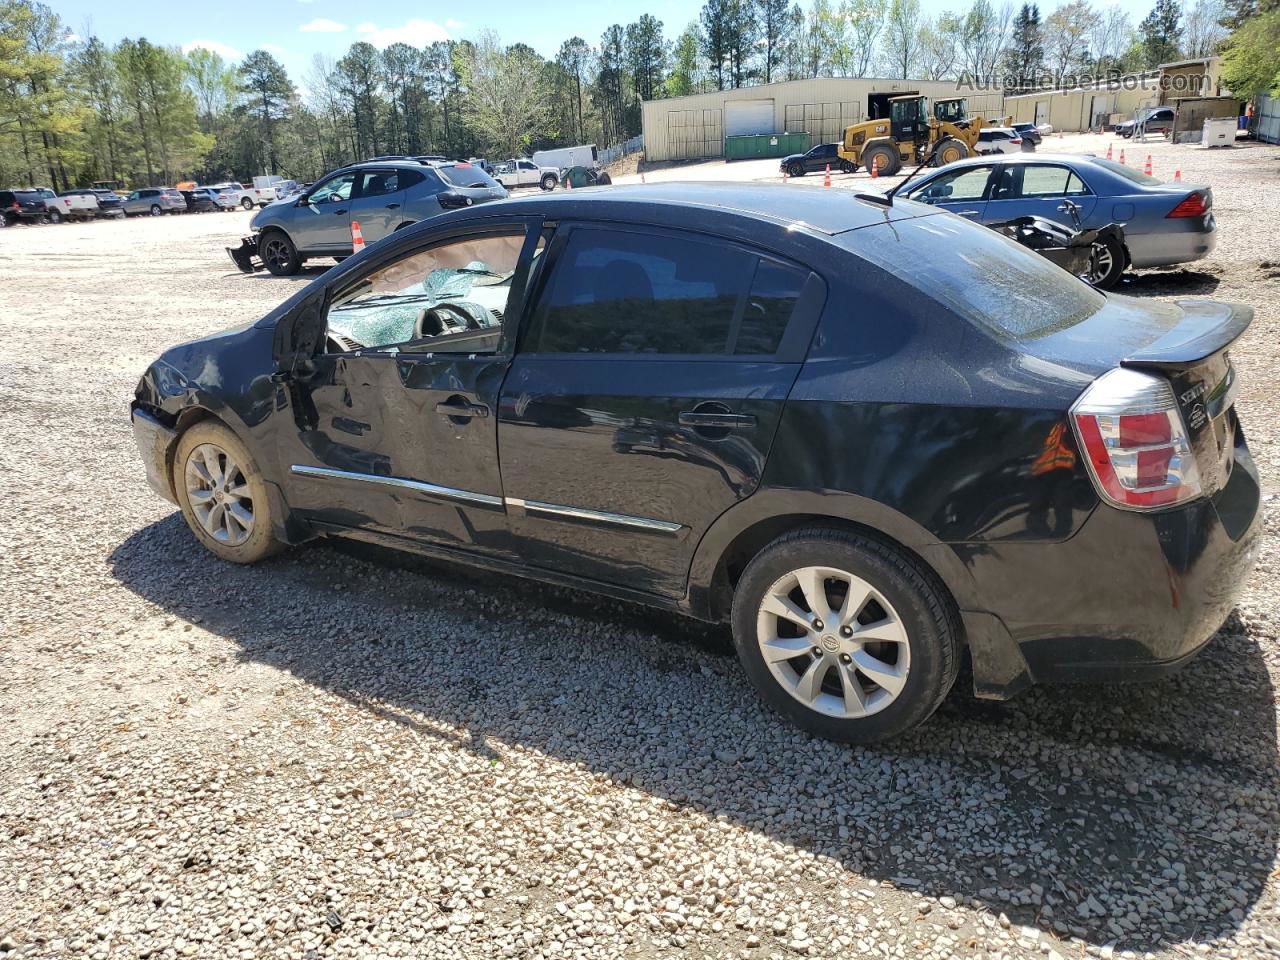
top-left (174, 421), bottom-right (284, 564)
top-left (260, 231), bottom-right (301, 276)
top-left (731, 528), bottom-right (959, 743)
top-left (149, 204), bottom-right (162, 216)
top-left (241, 197), bottom-right (254, 210)
top-left (839, 159), bottom-right (856, 174)
top-left (1084, 235), bottom-right (1126, 290)
top-left (862, 142), bottom-right (901, 177)
top-left (46, 209), bottom-right (63, 224)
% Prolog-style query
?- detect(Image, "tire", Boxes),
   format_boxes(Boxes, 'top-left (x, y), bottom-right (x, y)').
top-left (173, 420), bottom-right (285, 564)
top-left (46, 209), bottom-right (63, 224)
top-left (788, 162), bottom-right (806, 178)
top-left (259, 230), bottom-right (301, 276)
top-left (149, 204), bottom-right (162, 216)
top-left (540, 174), bottom-right (558, 191)
top-left (839, 159), bottom-right (856, 174)
top-left (862, 142), bottom-right (901, 177)
top-left (241, 197), bottom-right (254, 210)
top-left (932, 137), bottom-right (970, 166)
top-left (1084, 234), bottom-right (1126, 290)
top-left (730, 528), bottom-right (959, 744)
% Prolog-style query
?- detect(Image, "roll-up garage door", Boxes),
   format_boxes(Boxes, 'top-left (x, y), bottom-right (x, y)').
top-left (724, 99), bottom-right (776, 136)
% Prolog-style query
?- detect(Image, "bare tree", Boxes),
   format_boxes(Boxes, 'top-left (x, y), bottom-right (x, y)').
top-left (1182, 0), bottom-right (1227, 56)
top-left (1089, 6), bottom-right (1134, 75)
top-left (917, 12), bottom-right (962, 79)
top-left (844, 0), bottom-right (884, 77)
top-left (882, 0), bottom-right (922, 78)
top-left (1043, 0), bottom-right (1100, 83)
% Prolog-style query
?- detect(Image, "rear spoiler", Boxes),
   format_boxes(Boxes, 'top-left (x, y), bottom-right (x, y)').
top-left (1121, 299), bottom-right (1252, 371)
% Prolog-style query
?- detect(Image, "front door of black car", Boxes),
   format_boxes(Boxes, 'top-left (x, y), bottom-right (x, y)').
top-left (807, 143), bottom-right (837, 171)
top-left (279, 223), bottom-right (542, 556)
top-left (497, 223), bottom-right (824, 598)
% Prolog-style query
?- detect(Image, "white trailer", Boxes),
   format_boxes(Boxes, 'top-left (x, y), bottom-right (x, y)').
top-left (531, 144), bottom-right (599, 171)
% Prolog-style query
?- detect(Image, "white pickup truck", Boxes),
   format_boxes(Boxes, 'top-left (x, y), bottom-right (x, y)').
top-left (252, 175), bottom-right (287, 205)
top-left (35, 187), bottom-right (98, 222)
top-left (494, 159), bottom-right (559, 191)
top-left (209, 182), bottom-right (259, 210)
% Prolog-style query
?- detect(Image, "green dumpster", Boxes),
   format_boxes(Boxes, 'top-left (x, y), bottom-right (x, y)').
top-left (724, 132), bottom-right (810, 161)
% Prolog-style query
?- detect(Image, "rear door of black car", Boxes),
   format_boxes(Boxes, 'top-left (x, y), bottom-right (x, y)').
top-left (497, 222), bottom-right (824, 599)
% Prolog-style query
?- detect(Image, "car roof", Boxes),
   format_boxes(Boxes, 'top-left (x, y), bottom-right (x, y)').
top-left (478, 181), bottom-right (926, 237)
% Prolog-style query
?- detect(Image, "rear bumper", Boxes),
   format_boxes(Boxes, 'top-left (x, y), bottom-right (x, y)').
top-left (130, 405), bottom-right (178, 504)
top-left (964, 434), bottom-right (1261, 689)
top-left (1127, 216), bottom-right (1217, 268)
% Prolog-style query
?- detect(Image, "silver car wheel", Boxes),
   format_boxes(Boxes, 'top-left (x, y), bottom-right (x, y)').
top-left (184, 443), bottom-right (254, 546)
top-left (755, 565), bottom-right (911, 719)
top-left (1085, 241), bottom-right (1114, 286)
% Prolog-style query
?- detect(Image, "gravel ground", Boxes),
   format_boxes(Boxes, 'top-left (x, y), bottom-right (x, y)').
top-left (2, 138), bottom-right (1280, 960)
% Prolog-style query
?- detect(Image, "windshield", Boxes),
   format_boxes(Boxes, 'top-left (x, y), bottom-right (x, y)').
top-left (1090, 157), bottom-right (1161, 186)
top-left (856, 214), bottom-right (1105, 340)
top-left (435, 164), bottom-right (500, 189)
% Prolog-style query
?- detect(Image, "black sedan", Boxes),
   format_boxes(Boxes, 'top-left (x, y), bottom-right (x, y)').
top-left (1012, 122), bottom-right (1043, 145)
top-left (130, 183), bottom-right (1260, 743)
top-left (779, 142), bottom-right (852, 178)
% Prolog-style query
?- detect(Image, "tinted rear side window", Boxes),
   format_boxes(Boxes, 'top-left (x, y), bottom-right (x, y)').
top-left (525, 227), bottom-right (807, 356)
top-left (855, 214), bottom-right (1104, 339)
top-left (436, 164), bottom-right (500, 189)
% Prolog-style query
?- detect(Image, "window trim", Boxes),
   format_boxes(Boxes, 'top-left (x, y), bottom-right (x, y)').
top-left (515, 221), bottom-right (826, 363)
top-left (318, 220), bottom-right (544, 360)
top-left (1000, 163), bottom-right (1095, 201)
top-left (906, 165), bottom-right (996, 204)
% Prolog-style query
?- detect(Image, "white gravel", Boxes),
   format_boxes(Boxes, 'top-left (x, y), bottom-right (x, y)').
top-left (2, 140), bottom-right (1280, 960)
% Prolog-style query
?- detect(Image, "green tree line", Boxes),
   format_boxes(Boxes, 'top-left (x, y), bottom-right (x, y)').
top-left (1, 0), bottom-right (1270, 190)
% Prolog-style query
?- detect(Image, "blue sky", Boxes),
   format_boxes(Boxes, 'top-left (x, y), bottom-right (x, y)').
top-left (59, 0), bottom-right (1150, 87)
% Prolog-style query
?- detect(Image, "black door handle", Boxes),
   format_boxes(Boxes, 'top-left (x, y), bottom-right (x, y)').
top-left (386, 202), bottom-right (400, 209)
top-left (334, 208), bottom-right (347, 214)
top-left (678, 411), bottom-right (756, 429)
top-left (436, 398), bottom-right (489, 420)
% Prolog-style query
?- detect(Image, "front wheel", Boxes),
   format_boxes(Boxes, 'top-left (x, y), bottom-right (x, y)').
top-left (788, 162), bottom-right (806, 177)
top-left (174, 420), bottom-right (285, 564)
top-left (260, 231), bottom-right (301, 276)
top-left (46, 209), bottom-right (63, 224)
top-left (731, 529), bottom-right (959, 743)
top-left (540, 174), bottom-right (558, 191)
top-left (1083, 235), bottom-right (1125, 290)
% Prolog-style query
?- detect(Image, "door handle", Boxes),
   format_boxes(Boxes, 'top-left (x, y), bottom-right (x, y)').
top-left (678, 411), bottom-right (756, 429)
top-left (334, 208), bottom-right (348, 215)
top-left (436, 398), bottom-right (489, 420)
top-left (385, 202), bottom-right (400, 209)
top-left (955, 209), bottom-right (980, 216)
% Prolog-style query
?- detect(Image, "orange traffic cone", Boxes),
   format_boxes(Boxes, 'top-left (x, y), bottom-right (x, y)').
top-left (1144, 154), bottom-right (1152, 176)
top-left (640, 172), bottom-right (646, 183)
top-left (566, 176), bottom-right (572, 190)
top-left (351, 220), bottom-right (365, 253)
top-left (823, 163), bottom-right (831, 187)
top-left (1174, 168), bottom-right (1182, 181)
top-left (1106, 144), bottom-right (1113, 160)
top-left (870, 156), bottom-right (880, 179)
top-left (782, 168), bottom-right (788, 183)
top-left (1119, 149), bottom-right (1126, 165)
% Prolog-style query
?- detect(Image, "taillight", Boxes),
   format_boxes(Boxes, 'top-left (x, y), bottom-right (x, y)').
top-left (1010, 137), bottom-right (1022, 144)
top-left (1167, 193), bottom-right (1208, 218)
top-left (1071, 367), bottom-right (1202, 511)
top-left (438, 191), bottom-right (474, 210)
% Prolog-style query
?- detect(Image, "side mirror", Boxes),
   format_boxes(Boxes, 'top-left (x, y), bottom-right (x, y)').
top-left (296, 196), bottom-right (309, 207)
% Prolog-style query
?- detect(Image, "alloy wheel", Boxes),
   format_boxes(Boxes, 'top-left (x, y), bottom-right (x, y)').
top-left (1085, 242), bottom-right (1114, 286)
top-left (262, 237), bottom-right (291, 271)
top-left (184, 443), bottom-right (255, 546)
top-left (755, 566), bottom-right (911, 719)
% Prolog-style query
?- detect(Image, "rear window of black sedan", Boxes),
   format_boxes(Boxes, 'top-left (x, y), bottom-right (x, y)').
top-left (855, 214), bottom-right (1105, 339)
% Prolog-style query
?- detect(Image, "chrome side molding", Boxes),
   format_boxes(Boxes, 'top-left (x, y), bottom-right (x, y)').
top-left (290, 465), bottom-right (503, 508)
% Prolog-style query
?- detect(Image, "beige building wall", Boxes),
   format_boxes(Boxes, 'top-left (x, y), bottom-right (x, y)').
top-left (1006, 80), bottom-right (1161, 132)
top-left (641, 78), bottom-right (1007, 162)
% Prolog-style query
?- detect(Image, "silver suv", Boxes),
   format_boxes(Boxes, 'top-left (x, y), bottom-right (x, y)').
top-left (229, 160), bottom-right (508, 276)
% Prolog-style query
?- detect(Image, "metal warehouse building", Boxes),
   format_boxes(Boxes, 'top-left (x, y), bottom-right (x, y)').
top-left (641, 78), bottom-right (1007, 162)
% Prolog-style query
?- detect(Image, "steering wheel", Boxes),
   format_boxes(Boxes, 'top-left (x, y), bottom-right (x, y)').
top-left (415, 302), bottom-right (485, 340)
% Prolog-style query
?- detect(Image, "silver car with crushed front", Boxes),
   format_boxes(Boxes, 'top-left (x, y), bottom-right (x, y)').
top-left (228, 159), bottom-right (508, 276)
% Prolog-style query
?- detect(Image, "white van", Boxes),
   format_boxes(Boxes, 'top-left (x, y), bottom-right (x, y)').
top-left (531, 144), bottom-right (599, 171)
top-left (252, 174), bottom-right (285, 204)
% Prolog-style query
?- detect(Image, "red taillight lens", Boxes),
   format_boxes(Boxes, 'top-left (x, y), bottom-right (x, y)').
top-left (1071, 368), bottom-right (1202, 511)
top-left (1010, 137), bottom-right (1022, 144)
top-left (1167, 193), bottom-right (1208, 218)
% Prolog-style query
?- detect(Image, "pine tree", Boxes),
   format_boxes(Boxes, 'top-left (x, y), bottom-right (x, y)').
top-left (1138, 0), bottom-right (1183, 68)
top-left (1004, 4), bottom-right (1044, 90)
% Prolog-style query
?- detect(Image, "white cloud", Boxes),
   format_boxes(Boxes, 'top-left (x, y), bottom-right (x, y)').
top-left (444, 18), bottom-right (465, 29)
top-left (182, 38), bottom-right (245, 59)
top-left (64, 31), bottom-right (82, 44)
top-left (356, 22), bottom-right (376, 33)
top-left (262, 42), bottom-right (286, 53)
top-left (299, 18), bottom-right (347, 32)
top-left (357, 18), bottom-right (450, 48)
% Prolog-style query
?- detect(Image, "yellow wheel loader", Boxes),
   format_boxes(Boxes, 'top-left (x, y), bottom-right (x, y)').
top-left (838, 96), bottom-right (1004, 177)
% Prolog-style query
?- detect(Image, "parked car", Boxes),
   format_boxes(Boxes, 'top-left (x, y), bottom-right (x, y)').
top-left (0, 188), bottom-right (50, 224)
top-left (976, 127), bottom-right (1025, 154)
top-left (468, 157), bottom-right (495, 175)
top-left (34, 188), bottom-right (98, 222)
top-left (494, 158), bottom-right (558, 191)
top-left (780, 142), bottom-right (853, 178)
top-left (895, 153), bottom-right (1217, 289)
top-left (1115, 106), bottom-right (1175, 139)
top-left (228, 159), bottom-right (508, 275)
top-left (1011, 122), bottom-right (1043, 145)
top-left (61, 187), bottom-right (125, 218)
top-left (209, 182), bottom-right (258, 210)
top-left (181, 189), bottom-right (219, 213)
top-left (122, 187), bottom-right (187, 216)
top-left (532, 144), bottom-right (599, 171)
top-left (132, 182), bottom-right (1260, 744)
top-left (252, 175), bottom-right (286, 204)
